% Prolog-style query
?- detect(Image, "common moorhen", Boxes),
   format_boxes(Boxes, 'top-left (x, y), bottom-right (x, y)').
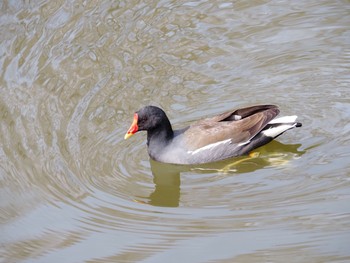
top-left (125, 105), bottom-right (302, 164)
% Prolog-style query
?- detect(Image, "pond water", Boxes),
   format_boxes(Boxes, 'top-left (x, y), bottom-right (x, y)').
top-left (1, 0), bottom-right (350, 262)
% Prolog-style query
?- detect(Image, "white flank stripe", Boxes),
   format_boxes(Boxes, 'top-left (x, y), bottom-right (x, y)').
top-left (188, 139), bottom-right (231, 155)
top-left (238, 140), bottom-right (250, 147)
top-left (268, 115), bottom-right (298, 124)
top-left (262, 123), bottom-right (297, 138)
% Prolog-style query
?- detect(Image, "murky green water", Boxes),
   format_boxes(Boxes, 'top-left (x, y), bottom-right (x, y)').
top-left (1, 1), bottom-right (350, 262)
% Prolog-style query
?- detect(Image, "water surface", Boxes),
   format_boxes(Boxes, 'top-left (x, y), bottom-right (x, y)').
top-left (1, 1), bottom-right (350, 262)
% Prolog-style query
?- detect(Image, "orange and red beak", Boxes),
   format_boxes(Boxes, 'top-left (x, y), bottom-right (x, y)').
top-left (124, 113), bottom-right (139, 139)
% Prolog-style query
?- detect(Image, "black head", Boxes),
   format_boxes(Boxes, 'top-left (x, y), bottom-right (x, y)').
top-left (136, 106), bottom-right (169, 131)
top-left (124, 106), bottom-right (173, 139)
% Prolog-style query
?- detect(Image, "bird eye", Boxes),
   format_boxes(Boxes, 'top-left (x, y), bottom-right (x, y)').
top-left (140, 116), bottom-right (147, 123)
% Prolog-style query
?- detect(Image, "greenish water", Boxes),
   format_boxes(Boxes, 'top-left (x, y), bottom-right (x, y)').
top-left (1, 1), bottom-right (349, 262)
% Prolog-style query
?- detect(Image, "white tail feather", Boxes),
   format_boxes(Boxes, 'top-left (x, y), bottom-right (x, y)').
top-left (268, 115), bottom-right (298, 124)
top-left (262, 123), bottom-right (298, 138)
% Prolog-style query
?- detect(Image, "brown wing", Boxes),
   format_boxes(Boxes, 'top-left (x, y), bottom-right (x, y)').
top-left (184, 105), bottom-right (279, 150)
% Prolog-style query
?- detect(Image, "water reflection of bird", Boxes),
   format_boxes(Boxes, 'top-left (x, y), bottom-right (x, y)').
top-left (125, 105), bottom-right (302, 165)
top-left (144, 141), bottom-right (305, 207)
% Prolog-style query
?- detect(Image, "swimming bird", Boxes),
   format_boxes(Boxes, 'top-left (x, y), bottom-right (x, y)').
top-left (124, 105), bottom-right (302, 164)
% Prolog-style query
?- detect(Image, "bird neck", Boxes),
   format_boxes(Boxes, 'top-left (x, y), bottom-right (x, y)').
top-left (146, 121), bottom-right (174, 148)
